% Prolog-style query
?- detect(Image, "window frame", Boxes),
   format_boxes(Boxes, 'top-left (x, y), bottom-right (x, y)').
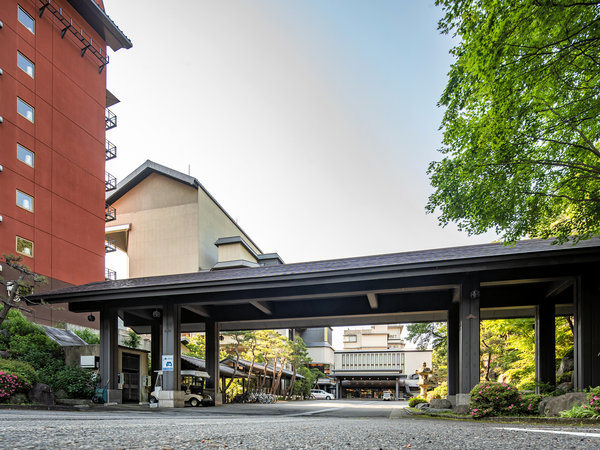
top-left (16, 189), bottom-right (34, 212)
top-left (17, 143), bottom-right (35, 168)
top-left (17, 97), bottom-right (35, 123)
top-left (17, 51), bottom-right (35, 78)
top-left (17, 5), bottom-right (35, 34)
top-left (16, 236), bottom-right (34, 258)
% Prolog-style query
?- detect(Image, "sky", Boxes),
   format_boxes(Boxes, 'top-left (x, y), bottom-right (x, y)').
top-left (102, 1), bottom-right (497, 348)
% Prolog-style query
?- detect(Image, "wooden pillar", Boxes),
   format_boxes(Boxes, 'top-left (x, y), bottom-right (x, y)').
top-left (159, 302), bottom-right (183, 407)
top-left (150, 320), bottom-right (161, 390)
top-left (447, 300), bottom-right (460, 404)
top-left (99, 307), bottom-right (120, 403)
top-left (535, 299), bottom-right (555, 393)
top-left (205, 319), bottom-right (222, 404)
top-left (458, 275), bottom-right (480, 405)
top-left (575, 273), bottom-right (600, 390)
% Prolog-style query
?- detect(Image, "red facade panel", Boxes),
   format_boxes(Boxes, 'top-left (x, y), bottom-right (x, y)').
top-left (1, 0), bottom-right (111, 296)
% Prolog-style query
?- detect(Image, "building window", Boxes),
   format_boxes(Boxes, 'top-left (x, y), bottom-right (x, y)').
top-left (16, 190), bottom-right (34, 212)
top-left (17, 6), bottom-right (35, 34)
top-left (17, 144), bottom-right (34, 167)
top-left (344, 334), bottom-right (357, 343)
top-left (17, 98), bottom-right (34, 122)
top-left (17, 52), bottom-right (34, 78)
top-left (16, 236), bottom-right (34, 257)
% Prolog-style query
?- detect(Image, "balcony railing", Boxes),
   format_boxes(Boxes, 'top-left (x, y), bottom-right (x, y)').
top-left (105, 267), bottom-right (117, 281)
top-left (105, 139), bottom-right (116, 161)
top-left (105, 172), bottom-right (117, 192)
top-left (105, 239), bottom-right (117, 253)
top-left (105, 203), bottom-right (116, 222)
top-left (105, 108), bottom-right (117, 130)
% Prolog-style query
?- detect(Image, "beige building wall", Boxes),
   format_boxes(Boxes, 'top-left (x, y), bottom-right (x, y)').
top-left (343, 324), bottom-right (405, 350)
top-left (404, 350), bottom-right (433, 375)
top-left (109, 174), bottom-right (200, 277)
top-left (197, 188), bottom-right (261, 270)
top-left (307, 346), bottom-right (335, 367)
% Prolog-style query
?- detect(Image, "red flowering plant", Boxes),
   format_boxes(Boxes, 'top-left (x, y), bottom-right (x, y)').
top-left (0, 371), bottom-right (31, 403)
top-left (469, 381), bottom-right (522, 418)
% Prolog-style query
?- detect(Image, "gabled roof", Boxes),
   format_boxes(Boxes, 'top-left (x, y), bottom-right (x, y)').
top-left (43, 326), bottom-right (87, 346)
top-left (29, 237), bottom-right (600, 301)
top-left (66, 0), bottom-right (132, 51)
top-left (106, 160), bottom-right (262, 254)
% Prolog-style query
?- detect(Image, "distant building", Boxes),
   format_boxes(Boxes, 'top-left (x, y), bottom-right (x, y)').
top-left (294, 327), bottom-right (335, 375)
top-left (343, 324), bottom-right (405, 350)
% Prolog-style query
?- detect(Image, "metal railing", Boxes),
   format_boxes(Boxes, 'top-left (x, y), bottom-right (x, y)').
top-left (105, 240), bottom-right (117, 253)
top-left (105, 139), bottom-right (116, 161)
top-left (105, 203), bottom-right (116, 222)
top-left (105, 267), bottom-right (117, 281)
top-left (105, 172), bottom-right (117, 192)
top-left (105, 108), bottom-right (117, 130)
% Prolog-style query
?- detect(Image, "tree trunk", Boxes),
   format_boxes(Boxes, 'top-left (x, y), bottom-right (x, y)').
top-left (270, 357), bottom-right (279, 394)
top-left (285, 366), bottom-right (297, 399)
top-left (224, 352), bottom-right (240, 391)
top-left (274, 359), bottom-right (286, 395)
top-left (246, 356), bottom-right (256, 393)
top-left (0, 302), bottom-right (13, 327)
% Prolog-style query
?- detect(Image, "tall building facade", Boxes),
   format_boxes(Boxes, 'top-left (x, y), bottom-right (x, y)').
top-left (0, 0), bottom-right (131, 326)
top-left (343, 324), bottom-right (406, 350)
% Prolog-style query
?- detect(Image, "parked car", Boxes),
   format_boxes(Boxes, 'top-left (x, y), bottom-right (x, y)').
top-left (310, 389), bottom-right (334, 400)
top-left (382, 390), bottom-right (393, 401)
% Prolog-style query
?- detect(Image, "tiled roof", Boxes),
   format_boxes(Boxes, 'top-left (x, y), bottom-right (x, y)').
top-left (43, 326), bottom-right (87, 346)
top-left (32, 237), bottom-right (600, 299)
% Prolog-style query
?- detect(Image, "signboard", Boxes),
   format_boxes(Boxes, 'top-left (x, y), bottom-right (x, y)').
top-left (162, 355), bottom-right (174, 372)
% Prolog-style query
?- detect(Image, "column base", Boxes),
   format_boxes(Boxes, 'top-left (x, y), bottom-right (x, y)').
top-left (158, 390), bottom-right (185, 408)
top-left (205, 390), bottom-right (223, 405)
top-left (447, 394), bottom-right (456, 406)
top-left (106, 389), bottom-right (122, 404)
top-left (456, 393), bottom-right (470, 406)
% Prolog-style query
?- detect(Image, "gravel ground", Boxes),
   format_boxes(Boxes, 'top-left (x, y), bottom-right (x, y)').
top-left (1, 410), bottom-right (600, 449)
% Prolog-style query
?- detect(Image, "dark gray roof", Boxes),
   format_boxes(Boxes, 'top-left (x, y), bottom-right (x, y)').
top-left (66, 0), bottom-right (132, 51)
top-left (105, 160), bottom-right (262, 254)
top-left (43, 326), bottom-right (87, 346)
top-left (30, 237), bottom-right (600, 301)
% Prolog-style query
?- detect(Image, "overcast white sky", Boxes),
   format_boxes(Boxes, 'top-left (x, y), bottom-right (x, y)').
top-left (103, 1), bottom-right (497, 349)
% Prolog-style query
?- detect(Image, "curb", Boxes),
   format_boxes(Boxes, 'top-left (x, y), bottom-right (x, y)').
top-left (406, 408), bottom-right (600, 425)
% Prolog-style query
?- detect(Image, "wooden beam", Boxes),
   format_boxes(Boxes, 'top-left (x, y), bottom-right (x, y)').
top-left (250, 300), bottom-right (272, 315)
top-left (545, 278), bottom-right (574, 298)
top-left (183, 305), bottom-right (211, 318)
top-left (367, 293), bottom-right (378, 309)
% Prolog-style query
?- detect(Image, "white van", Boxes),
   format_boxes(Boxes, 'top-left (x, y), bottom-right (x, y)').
top-left (150, 370), bottom-right (212, 407)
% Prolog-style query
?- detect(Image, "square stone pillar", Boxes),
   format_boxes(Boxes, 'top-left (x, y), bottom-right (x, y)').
top-left (205, 319), bottom-right (222, 405)
top-left (159, 303), bottom-right (184, 408)
top-left (447, 300), bottom-right (460, 405)
top-left (99, 307), bottom-right (121, 403)
top-left (457, 275), bottom-right (480, 406)
top-left (535, 299), bottom-right (555, 393)
top-left (575, 273), bottom-right (600, 390)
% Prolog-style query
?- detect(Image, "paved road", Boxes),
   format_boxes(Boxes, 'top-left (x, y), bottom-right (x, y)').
top-left (1, 400), bottom-right (600, 449)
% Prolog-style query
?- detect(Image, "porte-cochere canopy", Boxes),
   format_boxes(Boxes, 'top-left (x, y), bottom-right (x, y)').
top-left (30, 237), bottom-right (600, 405)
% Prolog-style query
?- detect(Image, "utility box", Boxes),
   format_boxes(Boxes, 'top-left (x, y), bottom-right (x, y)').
top-left (80, 355), bottom-right (98, 368)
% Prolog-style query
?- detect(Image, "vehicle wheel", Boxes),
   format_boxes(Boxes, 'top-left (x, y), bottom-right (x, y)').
top-left (326, 396), bottom-right (332, 400)
top-left (149, 396), bottom-right (158, 404)
top-left (310, 395), bottom-right (316, 400)
top-left (190, 398), bottom-right (200, 407)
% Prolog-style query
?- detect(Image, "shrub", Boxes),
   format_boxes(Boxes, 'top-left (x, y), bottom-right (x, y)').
top-left (409, 396), bottom-right (428, 408)
top-left (0, 359), bottom-right (38, 385)
top-left (73, 329), bottom-right (100, 345)
top-left (469, 381), bottom-right (521, 418)
top-left (519, 393), bottom-right (543, 415)
top-left (559, 404), bottom-right (595, 418)
top-left (48, 363), bottom-right (97, 399)
top-left (428, 381), bottom-right (447, 401)
top-left (0, 371), bottom-right (31, 403)
top-left (557, 371), bottom-right (573, 384)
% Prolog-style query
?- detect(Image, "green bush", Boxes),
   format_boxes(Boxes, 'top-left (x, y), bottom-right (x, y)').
top-left (0, 359), bottom-right (38, 385)
top-left (73, 329), bottom-right (100, 345)
top-left (559, 404), bottom-right (596, 418)
top-left (49, 363), bottom-right (97, 399)
top-left (557, 371), bottom-right (573, 384)
top-left (470, 381), bottom-right (521, 418)
top-left (519, 393), bottom-right (544, 415)
top-left (408, 396), bottom-right (428, 408)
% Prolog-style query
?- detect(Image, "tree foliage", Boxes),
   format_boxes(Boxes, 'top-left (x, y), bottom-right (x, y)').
top-left (428, 0), bottom-right (600, 243)
top-left (0, 255), bottom-right (46, 327)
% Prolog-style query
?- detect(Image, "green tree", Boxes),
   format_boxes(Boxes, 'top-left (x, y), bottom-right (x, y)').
top-left (428, 1), bottom-right (600, 243)
top-left (0, 254), bottom-right (46, 328)
top-left (73, 329), bottom-right (100, 345)
top-left (123, 329), bottom-right (141, 349)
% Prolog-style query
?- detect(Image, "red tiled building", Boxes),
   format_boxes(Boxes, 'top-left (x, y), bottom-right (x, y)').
top-left (0, 0), bottom-right (131, 327)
